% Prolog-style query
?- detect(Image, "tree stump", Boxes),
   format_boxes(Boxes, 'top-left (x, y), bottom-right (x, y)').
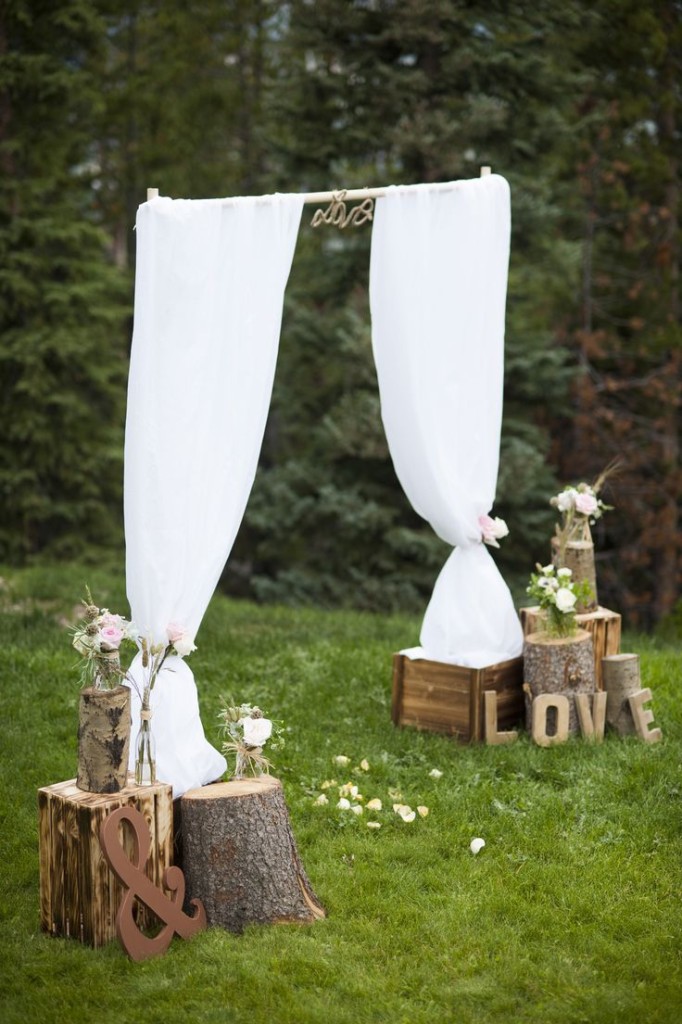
top-left (181, 776), bottom-right (325, 934)
top-left (77, 686), bottom-right (131, 793)
top-left (519, 605), bottom-right (621, 690)
top-left (603, 653), bottom-right (641, 735)
top-left (552, 534), bottom-right (598, 612)
top-left (523, 630), bottom-right (595, 735)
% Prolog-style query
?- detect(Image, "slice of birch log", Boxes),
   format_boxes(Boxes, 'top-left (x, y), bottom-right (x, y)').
top-left (181, 776), bottom-right (325, 934)
top-left (603, 653), bottom-right (641, 735)
top-left (523, 629), bottom-right (595, 735)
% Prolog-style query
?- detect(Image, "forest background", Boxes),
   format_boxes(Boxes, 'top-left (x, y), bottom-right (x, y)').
top-left (1, 0), bottom-right (680, 632)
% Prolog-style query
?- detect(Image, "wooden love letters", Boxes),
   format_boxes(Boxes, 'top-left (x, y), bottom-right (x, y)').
top-left (484, 686), bottom-right (661, 747)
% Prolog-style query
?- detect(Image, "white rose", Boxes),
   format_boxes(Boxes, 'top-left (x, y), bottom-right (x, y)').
top-left (555, 587), bottom-right (577, 613)
top-left (557, 567), bottom-right (572, 579)
top-left (556, 488), bottom-right (578, 512)
top-left (541, 564), bottom-right (555, 575)
top-left (172, 632), bottom-right (196, 658)
top-left (242, 715), bottom-right (273, 747)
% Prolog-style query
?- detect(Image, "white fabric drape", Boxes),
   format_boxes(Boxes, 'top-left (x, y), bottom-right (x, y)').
top-left (369, 175), bottom-right (523, 668)
top-left (125, 193), bottom-right (304, 796)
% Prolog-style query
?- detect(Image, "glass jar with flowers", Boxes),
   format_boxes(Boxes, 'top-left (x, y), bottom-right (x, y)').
top-left (549, 467), bottom-right (615, 612)
top-left (71, 591), bottom-right (137, 793)
top-left (219, 702), bottom-right (281, 780)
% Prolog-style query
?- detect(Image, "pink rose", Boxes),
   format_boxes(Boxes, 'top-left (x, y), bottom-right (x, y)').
top-left (100, 625), bottom-right (124, 650)
top-left (166, 622), bottom-right (196, 658)
top-left (575, 492), bottom-right (598, 516)
top-left (479, 514), bottom-right (509, 549)
top-left (100, 611), bottom-right (124, 630)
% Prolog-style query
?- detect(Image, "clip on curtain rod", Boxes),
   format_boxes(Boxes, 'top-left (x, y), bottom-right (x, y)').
top-left (146, 166), bottom-right (493, 230)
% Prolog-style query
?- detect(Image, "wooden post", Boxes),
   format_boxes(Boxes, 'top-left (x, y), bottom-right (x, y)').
top-left (602, 653), bottom-right (641, 735)
top-left (38, 777), bottom-right (173, 947)
top-left (181, 777), bottom-right (325, 934)
top-left (523, 630), bottom-right (595, 735)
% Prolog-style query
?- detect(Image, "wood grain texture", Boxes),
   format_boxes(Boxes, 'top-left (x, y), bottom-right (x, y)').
top-left (483, 690), bottom-right (518, 745)
top-left (391, 654), bottom-right (524, 742)
top-left (523, 630), bottom-right (595, 735)
top-left (520, 606), bottom-right (620, 690)
top-left (628, 688), bottom-right (663, 744)
top-left (181, 777), bottom-right (325, 934)
top-left (37, 776), bottom-right (173, 947)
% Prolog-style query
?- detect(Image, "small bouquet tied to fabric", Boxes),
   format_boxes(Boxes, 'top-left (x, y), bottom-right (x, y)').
top-left (478, 513), bottom-right (510, 549)
top-left (219, 701), bottom-right (283, 780)
top-left (526, 564), bottom-right (593, 639)
top-left (71, 587), bottom-right (137, 689)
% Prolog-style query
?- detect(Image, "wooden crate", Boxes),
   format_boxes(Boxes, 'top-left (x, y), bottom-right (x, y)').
top-left (38, 776), bottom-right (173, 947)
top-left (519, 606), bottom-right (621, 691)
top-left (391, 654), bottom-right (524, 742)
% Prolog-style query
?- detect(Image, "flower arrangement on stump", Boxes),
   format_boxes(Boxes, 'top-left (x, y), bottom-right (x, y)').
top-left (526, 564), bottom-right (593, 639)
top-left (549, 467), bottom-right (615, 611)
top-left (71, 591), bottom-right (137, 794)
top-left (219, 702), bottom-right (282, 780)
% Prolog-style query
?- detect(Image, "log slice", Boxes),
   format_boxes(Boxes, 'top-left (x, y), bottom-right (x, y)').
top-left (181, 776), bottom-right (325, 934)
top-left (603, 653), bottom-right (641, 736)
top-left (77, 686), bottom-right (131, 794)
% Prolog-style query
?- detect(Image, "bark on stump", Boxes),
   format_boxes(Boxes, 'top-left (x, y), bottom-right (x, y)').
top-left (523, 630), bottom-right (595, 735)
top-left (519, 605), bottom-right (621, 690)
top-left (552, 535), bottom-right (598, 612)
top-left (603, 653), bottom-right (641, 736)
top-left (77, 686), bottom-right (131, 794)
top-left (181, 776), bottom-right (325, 934)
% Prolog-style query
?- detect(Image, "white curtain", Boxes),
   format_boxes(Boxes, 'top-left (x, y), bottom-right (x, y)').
top-left (125, 193), bottom-right (304, 796)
top-left (369, 175), bottom-right (523, 668)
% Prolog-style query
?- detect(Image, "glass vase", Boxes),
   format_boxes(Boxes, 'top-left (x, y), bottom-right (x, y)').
top-left (232, 746), bottom-right (262, 780)
top-left (94, 649), bottom-right (121, 690)
top-left (134, 707), bottom-right (156, 786)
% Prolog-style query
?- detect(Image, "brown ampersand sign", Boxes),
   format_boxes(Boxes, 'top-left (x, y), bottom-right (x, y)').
top-left (100, 805), bottom-right (206, 961)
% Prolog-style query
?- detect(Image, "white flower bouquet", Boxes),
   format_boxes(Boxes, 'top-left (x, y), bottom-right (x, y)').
top-left (550, 466), bottom-right (615, 552)
top-left (219, 701), bottom-right (283, 779)
top-left (526, 564), bottom-right (593, 638)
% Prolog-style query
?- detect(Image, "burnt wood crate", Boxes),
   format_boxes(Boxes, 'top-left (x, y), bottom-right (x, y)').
top-left (38, 776), bottom-right (173, 947)
top-left (391, 653), bottom-right (524, 742)
top-left (519, 606), bottom-right (621, 691)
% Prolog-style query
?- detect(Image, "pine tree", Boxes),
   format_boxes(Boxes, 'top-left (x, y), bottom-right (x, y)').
top-left (0, 1), bottom-right (129, 560)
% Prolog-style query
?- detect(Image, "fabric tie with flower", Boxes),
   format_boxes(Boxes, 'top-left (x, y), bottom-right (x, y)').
top-left (478, 513), bottom-right (510, 549)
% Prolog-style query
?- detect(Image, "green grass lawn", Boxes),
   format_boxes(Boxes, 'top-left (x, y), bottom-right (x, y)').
top-left (1, 564), bottom-right (681, 1024)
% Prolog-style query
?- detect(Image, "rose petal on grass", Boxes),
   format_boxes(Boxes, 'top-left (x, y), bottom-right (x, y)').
top-left (314, 794), bottom-right (329, 806)
top-left (417, 806), bottom-right (429, 817)
top-left (367, 821), bottom-right (381, 830)
top-left (470, 838), bottom-right (486, 855)
top-left (429, 769), bottom-right (443, 780)
top-left (321, 779), bottom-right (337, 790)
top-left (337, 798), bottom-right (351, 810)
top-left (334, 755), bottom-right (350, 767)
top-left (360, 759), bottom-right (370, 771)
top-left (350, 804), bottom-right (364, 816)
top-left (366, 798), bottom-right (382, 811)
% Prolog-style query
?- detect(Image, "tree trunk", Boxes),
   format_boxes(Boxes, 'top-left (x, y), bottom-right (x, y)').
top-left (523, 630), bottom-right (595, 734)
top-left (519, 604), bottom-right (620, 690)
top-left (602, 653), bottom-right (641, 736)
top-left (181, 776), bottom-right (325, 934)
top-left (77, 686), bottom-right (131, 794)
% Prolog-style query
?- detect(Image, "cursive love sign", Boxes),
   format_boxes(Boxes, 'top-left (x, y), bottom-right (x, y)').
top-left (99, 805), bottom-right (206, 961)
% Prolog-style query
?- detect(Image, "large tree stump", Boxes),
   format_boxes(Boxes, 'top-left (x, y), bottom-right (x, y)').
top-left (523, 630), bottom-right (595, 735)
top-left (519, 605), bottom-right (620, 690)
top-left (77, 686), bottom-right (131, 793)
top-left (603, 653), bottom-right (641, 735)
top-left (552, 534), bottom-right (598, 612)
top-left (181, 777), bottom-right (325, 934)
